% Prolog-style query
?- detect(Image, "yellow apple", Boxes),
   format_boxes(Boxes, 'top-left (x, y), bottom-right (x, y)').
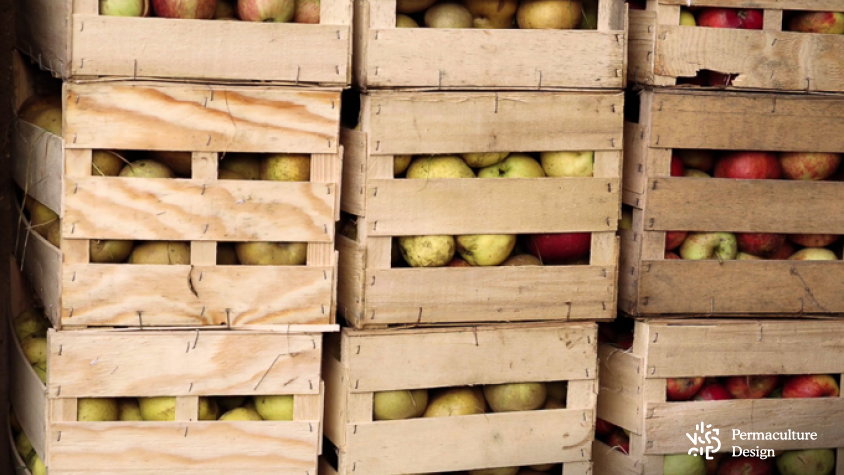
top-left (501, 254), bottom-right (541, 266)
top-left (260, 154), bottom-right (310, 181)
top-left (14, 309), bottom-right (49, 341)
top-left (407, 155), bottom-right (475, 178)
top-left (394, 154), bottom-right (413, 175)
top-left (27, 452), bottom-right (46, 475)
top-left (19, 95), bottom-right (62, 135)
top-left (424, 387), bottom-right (486, 417)
top-left (138, 397), bottom-right (218, 421)
top-left (680, 8), bottom-right (696, 26)
top-left (396, 13), bottom-right (419, 27)
top-left (119, 159), bottom-right (175, 178)
top-left (129, 241), bottom-right (190, 264)
top-left (478, 153), bottom-right (545, 178)
top-left (219, 407), bottom-right (263, 421)
top-left (483, 383), bottom-right (547, 412)
top-left (254, 395), bottom-right (294, 420)
top-left (219, 154), bottom-right (261, 179)
top-left (461, 152), bottom-right (509, 168)
top-left (118, 399), bottom-right (143, 421)
top-left (465, 0), bottom-right (517, 28)
top-left (235, 242), bottom-right (307, 265)
top-left (21, 336), bottom-right (47, 367)
top-left (685, 169), bottom-right (710, 178)
top-left (456, 234), bottom-right (516, 266)
top-left (517, 0), bottom-right (582, 29)
top-left (399, 235), bottom-right (455, 267)
top-left (15, 430), bottom-right (33, 460)
top-left (373, 389), bottom-right (429, 420)
top-left (425, 3), bottom-right (473, 28)
top-left (540, 151), bottom-right (594, 177)
top-left (77, 398), bottom-right (119, 421)
top-left (147, 151), bottom-right (192, 177)
top-left (91, 150), bottom-right (126, 176)
top-left (90, 240), bottom-right (134, 263)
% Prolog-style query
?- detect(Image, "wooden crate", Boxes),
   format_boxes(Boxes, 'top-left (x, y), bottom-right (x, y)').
top-left (16, 0), bottom-right (352, 85)
top-left (8, 421), bottom-right (30, 475)
top-left (629, 0), bottom-right (844, 92)
top-left (322, 323), bottom-right (598, 474)
top-left (353, 0), bottom-right (627, 90)
top-left (12, 58), bottom-right (342, 330)
top-left (594, 319), bottom-right (844, 475)
top-left (7, 264), bottom-right (325, 474)
top-left (338, 90), bottom-right (623, 327)
top-left (621, 88), bottom-right (844, 317)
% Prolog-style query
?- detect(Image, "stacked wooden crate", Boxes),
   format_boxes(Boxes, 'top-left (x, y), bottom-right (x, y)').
top-left (597, 1), bottom-right (844, 473)
top-left (9, 0), bottom-right (352, 472)
top-left (323, 1), bottom-right (628, 473)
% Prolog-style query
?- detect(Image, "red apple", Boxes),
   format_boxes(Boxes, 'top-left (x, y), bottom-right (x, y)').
top-left (717, 457), bottom-right (774, 475)
top-left (448, 257), bottom-right (471, 267)
top-left (725, 375), bottom-right (779, 399)
top-left (615, 333), bottom-right (634, 350)
top-left (667, 377), bottom-right (705, 401)
top-left (665, 231), bottom-right (688, 251)
top-left (782, 374), bottom-right (840, 398)
top-left (238, 0), bottom-right (295, 21)
top-left (694, 383), bottom-right (733, 401)
top-left (152, 0), bottom-right (216, 18)
top-left (607, 428), bottom-right (629, 454)
top-left (698, 8), bottom-right (742, 28)
top-left (665, 251), bottom-right (681, 259)
top-left (779, 152), bottom-right (842, 180)
top-left (714, 152), bottom-right (782, 179)
top-left (738, 9), bottom-right (763, 29)
top-left (294, 0), bottom-right (319, 23)
top-left (596, 418), bottom-right (614, 437)
top-left (789, 11), bottom-right (844, 34)
top-left (670, 156), bottom-right (685, 177)
top-left (736, 233), bottom-right (786, 258)
top-left (769, 241), bottom-right (797, 260)
top-left (526, 233), bottom-right (591, 264)
top-left (788, 234), bottom-right (840, 248)
top-left (676, 150), bottom-right (715, 172)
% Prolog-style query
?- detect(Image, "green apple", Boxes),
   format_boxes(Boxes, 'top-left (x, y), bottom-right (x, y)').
top-left (394, 155), bottom-right (412, 175)
top-left (90, 240), bottom-right (134, 263)
top-left (260, 154), bottom-right (310, 181)
top-left (138, 397), bottom-right (218, 421)
top-left (100, 0), bottom-right (149, 16)
top-left (129, 241), bottom-right (190, 264)
top-left (663, 454), bottom-right (705, 475)
top-left (680, 9), bottom-right (696, 26)
top-left (456, 234), bottom-right (516, 266)
top-left (776, 449), bottom-right (835, 475)
top-left (77, 398), bottom-right (119, 421)
top-left (789, 248), bottom-right (838, 260)
top-left (406, 155), bottom-right (475, 179)
top-left (219, 407), bottom-right (263, 421)
top-left (399, 235), bottom-right (455, 267)
top-left (20, 95), bottom-right (62, 135)
top-left (483, 383), bottom-right (547, 412)
top-left (396, 14), bottom-right (419, 27)
top-left (118, 399), bottom-right (143, 421)
top-left (461, 152), bottom-right (509, 168)
top-left (119, 159), bottom-right (175, 178)
top-left (92, 150), bottom-right (126, 176)
top-left (254, 395), bottom-right (294, 421)
top-left (373, 389), bottom-right (429, 420)
top-left (21, 336), bottom-right (47, 367)
top-left (219, 154), bottom-right (261, 179)
top-left (423, 387), bottom-right (486, 417)
top-left (15, 431), bottom-right (33, 460)
top-left (540, 151), bottom-right (594, 177)
top-left (424, 3), bottom-right (473, 28)
top-left (27, 452), bottom-right (46, 475)
top-left (27, 197), bottom-right (59, 246)
top-left (14, 309), bottom-right (49, 341)
top-left (679, 232), bottom-right (737, 260)
top-left (235, 242), bottom-right (307, 265)
top-left (517, 0), bottom-right (582, 29)
top-left (33, 364), bottom-right (47, 383)
top-left (478, 153), bottom-right (545, 178)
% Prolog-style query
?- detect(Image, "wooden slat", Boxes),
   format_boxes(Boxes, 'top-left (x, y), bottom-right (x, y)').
top-left (17, 227), bottom-right (62, 328)
top-left (15, 0), bottom-right (70, 77)
top-left (367, 91), bottom-right (623, 155)
top-left (364, 28), bottom-right (624, 89)
top-left (642, 320), bottom-right (844, 377)
top-left (9, 321), bottom-right (48, 462)
top-left (344, 323), bottom-right (596, 392)
top-left (48, 331), bottom-right (321, 397)
top-left (627, 9), bottom-right (657, 85)
top-left (638, 260), bottom-right (844, 315)
top-left (648, 90), bottom-right (844, 152)
top-left (597, 345), bottom-right (644, 434)
top-left (644, 178), bottom-right (844, 234)
top-left (71, 15), bottom-right (350, 85)
top-left (365, 266), bottom-right (616, 325)
top-left (365, 177), bottom-right (619, 235)
top-left (61, 264), bottom-right (333, 327)
top-left (593, 441), bottom-right (640, 475)
top-left (659, 0), bottom-right (844, 11)
top-left (335, 235), bottom-right (365, 327)
top-left (622, 121), bottom-right (648, 207)
top-left (344, 410), bottom-right (592, 474)
top-left (62, 177), bottom-right (335, 241)
top-left (339, 128), bottom-right (367, 216)
top-left (65, 82), bottom-right (340, 153)
top-left (12, 120), bottom-right (64, 215)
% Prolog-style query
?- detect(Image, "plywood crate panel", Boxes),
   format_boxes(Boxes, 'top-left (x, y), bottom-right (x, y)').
top-left (8, 264), bottom-right (325, 474)
top-left (13, 61), bottom-right (342, 329)
top-left (338, 90), bottom-right (624, 327)
top-left (16, 0), bottom-right (352, 85)
top-left (595, 319), bottom-right (844, 475)
top-left (322, 323), bottom-right (598, 474)
top-left (353, 0), bottom-right (627, 90)
top-left (629, 0), bottom-right (844, 92)
top-left (621, 88), bottom-right (844, 317)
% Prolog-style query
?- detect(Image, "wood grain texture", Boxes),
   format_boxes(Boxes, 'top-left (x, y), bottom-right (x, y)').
top-left (598, 345), bottom-right (643, 434)
top-left (65, 82), bottom-right (341, 153)
top-left (17, 227), bottom-right (63, 328)
top-left (63, 177), bottom-right (335, 241)
top-left (659, 0), bottom-right (844, 11)
top-left (593, 441), bottom-right (639, 475)
top-left (12, 120), bottom-right (64, 215)
top-left (335, 235), bottom-right (365, 327)
top-left (637, 260), bottom-right (844, 315)
top-left (9, 319), bottom-right (48, 462)
top-left (364, 177), bottom-right (619, 235)
top-left (644, 178), bottom-right (844, 234)
top-left (339, 128), bottom-right (367, 217)
top-left (15, 0), bottom-right (70, 77)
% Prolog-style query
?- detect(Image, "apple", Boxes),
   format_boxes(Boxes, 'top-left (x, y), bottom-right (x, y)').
top-left (677, 150), bottom-right (715, 172)
top-left (725, 375), bottom-right (779, 399)
top-left (665, 231), bottom-right (688, 251)
top-left (779, 152), bottom-right (842, 180)
top-left (92, 150), bottom-right (126, 176)
top-left (501, 254), bottom-right (541, 266)
top-left (373, 389), bottom-right (429, 420)
top-left (666, 377), bottom-right (705, 400)
top-left (465, 0), bottom-right (517, 28)
top-left (737, 252), bottom-right (762, 260)
top-left (294, 0), bottom-right (319, 23)
top-left (456, 234), bottom-right (516, 266)
top-left (407, 155), bottom-right (475, 179)
top-left (396, 0), bottom-right (436, 14)
top-left (736, 233), bottom-right (785, 258)
top-left (679, 232), bottom-right (738, 260)
top-left (483, 383), bottom-right (547, 412)
top-left (448, 256), bottom-right (472, 267)
top-left (147, 151), bottom-right (192, 177)
top-left (540, 151), bottom-right (593, 177)
top-left (478, 153), bottom-right (545, 178)
top-left (100, 0), bottom-right (150, 16)
top-left (396, 14), bottom-right (419, 27)
top-left (399, 235), bottom-right (455, 267)
top-left (694, 383), bottom-right (733, 401)
top-left (235, 242), bottom-right (307, 265)
top-left (788, 12), bottom-right (844, 34)
top-left (119, 159), bottom-right (175, 178)
top-left (680, 9), bottom-right (696, 26)
top-left (782, 375), bottom-right (840, 398)
top-left (789, 248), bottom-right (838, 260)
top-left (129, 241), bottom-right (190, 264)
top-left (462, 152), bottom-right (509, 168)
top-left (424, 3), bottom-right (473, 28)
top-left (664, 454), bottom-right (706, 475)
top-left (620, 207), bottom-right (632, 230)
top-left (717, 457), bottom-right (774, 475)
top-left (253, 395), bottom-right (293, 420)
top-left (394, 155), bottom-right (412, 175)
top-left (219, 407), bottom-right (263, 421)
top-left (516, 0), bottom-right (582, 29)
top-left (714, 152), bottom-right (782, 179)
top-left (670, 156), bottom-right (685, 176)
top-left (152, 0), bottom-right (216, 19)
top-left (788, 234), bottom-right (840, 248)
top-left (90, 239), bottom-right (134, 263)
top-left (118, 399), bottom-right (143, 421)
top-left (738, 9), bottom-right (763, 29)
top-left (685, 169), bottom-right (710, 178)
top-left (21, 336), bottom-right (47, 367)
top-left (214, 0), bottom-right (236, 18)
top-left (18, 95), bottom-right (62, 135)
top-left (15, 432), bottom-right (33, 460)
top-left (697, 8), bottom-right (762, 29)
top-left (776, 449), bottom-right (836, 475)
top-left (596, 418), bottom-right (614, 437)
top-left (261, 154), bottom-right (310, 181)
top-left (607, 429), bottom-right (629, 454)
top-left (237, 0), bottom-right (294, 21)
top-left (423, 387), bottom-right (486, 417)
top-left (770, 241), bottom-right (797, 260)
top-left (526, 232), bottom-right (590, 264)
top-left (77, 398), bottom-right (119, 421)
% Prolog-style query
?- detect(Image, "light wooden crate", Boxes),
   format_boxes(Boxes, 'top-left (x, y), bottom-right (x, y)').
top-left (338, 90), bottom-right (623, 327)
top-left (16, 0), bottom-right (352, 85)
top-left (594, 319), bottom-right (844, 475)
top-left (12, 61), bottom-right (342, 330)
top-left (322, 323), bottom-right (598, 474)
top-left (621, 88), bottom-right (844, 317)
top-left (629, 0), bottom-right (844, 92)
top-left (8, 264), bottom-right (325, 474)
top-left (353, 0), bottom-right (627, 90)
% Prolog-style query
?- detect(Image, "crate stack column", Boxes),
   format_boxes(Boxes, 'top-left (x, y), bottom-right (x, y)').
top-left (9, 0), bottom-right (353, 472)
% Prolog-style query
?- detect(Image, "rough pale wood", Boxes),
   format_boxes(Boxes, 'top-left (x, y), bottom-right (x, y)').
top-left (593, 441), bottom-right (639, 475)
top-left (9, 320), bottom-right (48, 462)
top-left (598, 345), bottom-right (643, 434)
top-left (335, 235), bottom-right (365, 326)
top-left (339, 129), bottom-right (367, 216)
top-left (15, 0), bottom-right (70, 77)
top-left (12, 120), bottom-right (64, 214)
top-left (17, 227), bottom-right (62, 327)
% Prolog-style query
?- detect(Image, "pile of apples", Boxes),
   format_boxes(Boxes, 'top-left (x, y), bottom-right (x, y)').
top-left (99, 0), bottom-right (320, 23)
top-left (11, 412), bottom-right (45, 475)
top-left (394, 0), bottom-right (600, 29)
top-left (13, 307), bottom-right (51, 384)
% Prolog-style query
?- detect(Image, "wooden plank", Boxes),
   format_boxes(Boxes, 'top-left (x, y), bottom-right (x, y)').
top-left (628, 9), bottom-right (657, 85)
top-left (622, 121), bottom-right (648, 207)
top-left (12, 120), bottom-right (64, 215)
top-left (48, 331), bottom-right (321, 397)
top-left (61, 265), bottom-right (333, 327)
top-left (322, 353), bottom-right (349, 449)
top-left (344, 323), bottom-right (597, 392)
top-left (638, 260), bottom-right (844, 315)
top-left (365, 266), bottom-right (616, 325)
top-left (593, 441), bottom-right (641, 475)
top-left (62, 177), bottom-right (335, 241)
top-left (15, 0), bottom-right (70, 77)
top-left (335, 235), bottom-right (365, 327)
top-left (646, 398), bottom-right (844, 454)
top-left (648, 90), bottom-right (844, 152)
top-left (9, 320), bottom-right (48, 461)
top-left (598, 345), bottom-right (643, 434)
top-left (645, 178), bottom-right (844, 234)
top-left (345, 410), bottom-right (592, 474)
top-left (71, 15), bottom-right (350, 85)
top-left (659, 0), bottom-right (844, 11)
top-left (367, 91), bottom-right (623, 155)
top-left (642, 320), bottom-right (844, 377)
top-left (48, 422), bottom-right (318, 472)
top-left (65, 82), bottom-right (340, 153)
top-left (339, 128), bottom-right (367, 216)
top-left (364, 28), bottom-right (624, 89)
top-left (17, 227), bottom-right (62, 328)
top-left (365, 177), bottom-right (619, 235)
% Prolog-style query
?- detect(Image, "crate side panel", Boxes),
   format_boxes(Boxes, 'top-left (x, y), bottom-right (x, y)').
top-left (598, 345), bottom-right (644, 434)
top-left (16, 0), bottom-right (69, 77)
top-left (17, 229), bottom-right (62, 328)
top-left (13, 121), bottom-right (63, 214)
top-left (593, 441), bottom-right (641, 475)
